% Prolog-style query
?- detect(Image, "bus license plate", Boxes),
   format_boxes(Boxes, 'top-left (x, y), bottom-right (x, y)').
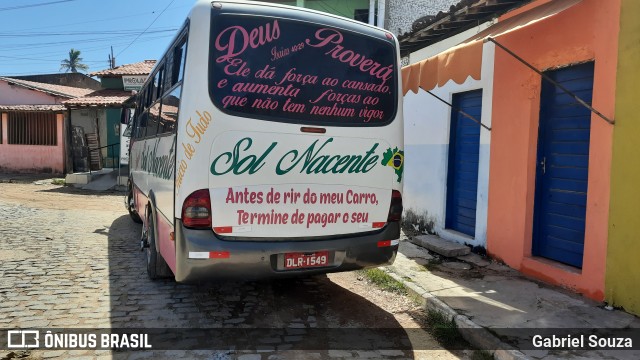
top-left (284, 251), bottom-right (329, 269)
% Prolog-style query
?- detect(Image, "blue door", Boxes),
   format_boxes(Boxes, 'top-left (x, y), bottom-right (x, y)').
top-left (533, 62), bottom-right (594, 268)
top-left (446, 90), bottom-right (482, 237)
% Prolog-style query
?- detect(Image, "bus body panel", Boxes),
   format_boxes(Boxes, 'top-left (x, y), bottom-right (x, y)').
top-left (208, 131), bottom-right (394, 238)
top-left (130, 184), bottom-right (177, 273)
top-left (131, 134), bottom-right (175, 218)
top-left (174, 220), bottom-right (399, 282)
top-left (156, 208), bottom-right (177, 273)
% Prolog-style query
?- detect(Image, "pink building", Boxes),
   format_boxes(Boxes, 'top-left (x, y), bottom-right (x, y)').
top-left (0, 77), bottom-right (92, 174)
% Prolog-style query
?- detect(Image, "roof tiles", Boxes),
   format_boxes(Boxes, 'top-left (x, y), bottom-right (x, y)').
top-left (62, 89), bottom-right (134, 107)
top-left (90, 60), bottom-right (156, 77)
top-left (0, 104), bottom-right (66, 112)
top-left (0, 76), bottom-right (94, 99)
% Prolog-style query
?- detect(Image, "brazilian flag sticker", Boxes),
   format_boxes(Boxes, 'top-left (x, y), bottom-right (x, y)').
top-left (381, 147), bottom-right (404, 182)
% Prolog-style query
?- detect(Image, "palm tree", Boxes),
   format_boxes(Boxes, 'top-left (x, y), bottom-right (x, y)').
top-left (60, 48), bottom-right (89, 73)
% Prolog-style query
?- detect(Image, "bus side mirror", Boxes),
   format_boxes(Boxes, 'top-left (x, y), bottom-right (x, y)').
top-left (123, 124), bottom-right (133, 138)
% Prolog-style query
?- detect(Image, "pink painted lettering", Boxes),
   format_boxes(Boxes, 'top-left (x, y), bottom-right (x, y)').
top-left (306, 28), bottom-right (394, 83)
top-left (215, 19), bottom-right (281, 63)
top-left (275, 68), bottom-right (318, 86)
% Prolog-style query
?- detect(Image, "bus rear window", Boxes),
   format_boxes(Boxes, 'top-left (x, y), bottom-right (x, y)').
top-left (209, 14), bottom-right (397, 126)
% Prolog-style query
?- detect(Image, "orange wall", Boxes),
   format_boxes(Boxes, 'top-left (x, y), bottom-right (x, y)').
top-left (486, 0), bottom-right (619, 300)
top-left (0, 113), bottom-right (65, 174)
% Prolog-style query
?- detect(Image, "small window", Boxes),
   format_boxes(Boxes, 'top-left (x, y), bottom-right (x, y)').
top-left (146, 103), bottom-right (161, 137)
top-left (8, 112), bottom-right (57, 145)
top-left (134, 92), bottom-right (143, 115)
top-left (354, 9), bottom-right (372, 23)
top-left (152, 66), bottom-right (164, 102)
top-left (163, 53), bottom-right (174, 92)
top-left (123, 123), bottom-right (132, 138)
top-left (139, 88), bottom-right (144, 109)
top-left (159, 85), bottom-right (181, 134)
top-left (135, 111), bottom-right (149, 139)
top-left (145, 85), bottom-right (153, 109)
top-left (173, 37), bottom-right (187, 85)
top-left (149, 76), bottom-right (156, 104)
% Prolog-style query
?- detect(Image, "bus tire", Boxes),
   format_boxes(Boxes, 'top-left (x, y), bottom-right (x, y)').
top-left (145, 209), bottom-right (172, 280)
top-left (127, 186), bottom-right (142, 224)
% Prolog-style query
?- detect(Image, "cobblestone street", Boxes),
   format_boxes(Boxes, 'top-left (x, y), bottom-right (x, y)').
top-left (0, 182), bottom-right (467, 360)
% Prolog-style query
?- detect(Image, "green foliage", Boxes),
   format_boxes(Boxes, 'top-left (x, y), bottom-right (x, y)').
top-left (425, 309), bottom-right (465, 348)
top-left (471, 350), bottom-right (494, 360)
top-left (360, 268), bottom-right (407, 295)
top-left (60, 48), bottom-right (89, 73)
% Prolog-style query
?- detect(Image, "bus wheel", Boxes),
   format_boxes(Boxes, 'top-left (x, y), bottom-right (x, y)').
top-left (144, 210), bottom-right (171, 280)
top-left (127, 190), bottom-right (142, 224)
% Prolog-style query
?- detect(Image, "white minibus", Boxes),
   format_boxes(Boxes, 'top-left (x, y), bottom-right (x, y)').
top-left (126, 0), bottom-right (404, 282)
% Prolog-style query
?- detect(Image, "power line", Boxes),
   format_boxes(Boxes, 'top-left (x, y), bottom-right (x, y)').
top-left (0, 0), bottom-right (76, 12)
top-left (2, 33), bottom-right (173, 51)
top-left (2, 34), bottom-right (174, 59)
top-left (10, 5), bottom-right (189, 32)
top-left (0, 28), bottom-right (177, 37)
top-left (0, 55), bottom-right (104, 63)
top-left (116, 0), bottom-right (176, 58)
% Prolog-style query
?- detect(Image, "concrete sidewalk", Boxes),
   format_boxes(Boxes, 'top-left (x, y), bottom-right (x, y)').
top-left (386, 239), bottom-right (640, 360)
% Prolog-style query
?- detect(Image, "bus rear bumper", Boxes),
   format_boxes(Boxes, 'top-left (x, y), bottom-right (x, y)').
top-left (173, 220), bottom-right (399, 283)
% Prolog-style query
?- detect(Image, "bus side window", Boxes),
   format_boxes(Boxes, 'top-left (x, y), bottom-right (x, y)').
top-left (159, 85), bottom-right (181, 134)
top-left (136, 110), bottom-right (149, 139)
top-left (147, 102), bottom-right (161, 137)
top-left (140, 89), bottom-right (147, 113)
top-left (152, 65), bottom-right (164, 102)
top-left (137, 91), bottom-right (145, 115)
top-left (144, 85), bottom-right (153, 110)
top-left (132, 92), bottom-right (143, 139)
top-left (173, 37), bottom-right (187, 85)
top-left (163, 52), bottom-right (173, 94)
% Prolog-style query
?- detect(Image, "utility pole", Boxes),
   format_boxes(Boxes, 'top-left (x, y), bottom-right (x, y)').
top-left (108, 46), bottom-right (115, 69)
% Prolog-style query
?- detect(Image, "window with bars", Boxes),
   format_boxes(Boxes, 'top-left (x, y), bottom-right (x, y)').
top-left (7, 112), bottom-right (57, 146)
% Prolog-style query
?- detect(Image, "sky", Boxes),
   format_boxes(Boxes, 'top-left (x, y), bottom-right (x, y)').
top-left (0, 0), bottom-right (196, 76)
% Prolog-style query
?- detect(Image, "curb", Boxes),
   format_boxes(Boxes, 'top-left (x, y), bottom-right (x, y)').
top-left (384, 268), bottom-right (530, 360)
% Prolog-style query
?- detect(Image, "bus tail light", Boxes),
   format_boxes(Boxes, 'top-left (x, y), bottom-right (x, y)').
top-left (378, 239), bottom-right (400, 247)
top-left (387, 190), bottom-right (403, 222)
top-left (182, 189), bottom-right (211, 229)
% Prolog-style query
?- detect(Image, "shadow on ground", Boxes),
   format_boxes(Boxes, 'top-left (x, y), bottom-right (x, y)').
top-left (34, 184), bottom-right (123, 196)
top-left (106, 214), bottom-right (417, 357)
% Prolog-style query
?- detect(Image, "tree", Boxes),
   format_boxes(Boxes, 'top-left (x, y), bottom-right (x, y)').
top-left (60, 48), bottom-right (89, 73)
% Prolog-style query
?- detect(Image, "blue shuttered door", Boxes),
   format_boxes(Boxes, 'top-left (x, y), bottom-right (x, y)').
top-left (533, 62), bottom-right (594, 268)
top-left (446, 90), bottom-right (482, 237)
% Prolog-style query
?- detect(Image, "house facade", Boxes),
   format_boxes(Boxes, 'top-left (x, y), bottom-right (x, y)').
top-left (401, 0), bottom-right (628, 305)
top-left (0, 106), bottom-right (66, 174)
top-left (402, 41), bottom-right (494, 247)
top-left (387, 0), bottom-right (458, 36)
top-left (0, 77), bottom-right (93, 174)
top-left (65, 60), bottom-right (154, 171)
top-left (266, 0), bottom-right (458, 35)
top-left (485, 0), bottom-right (619, 301)
top-left (400, 0), bottom-right (528, 246)
top-left (266, 0), bottom-right (375, 22)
